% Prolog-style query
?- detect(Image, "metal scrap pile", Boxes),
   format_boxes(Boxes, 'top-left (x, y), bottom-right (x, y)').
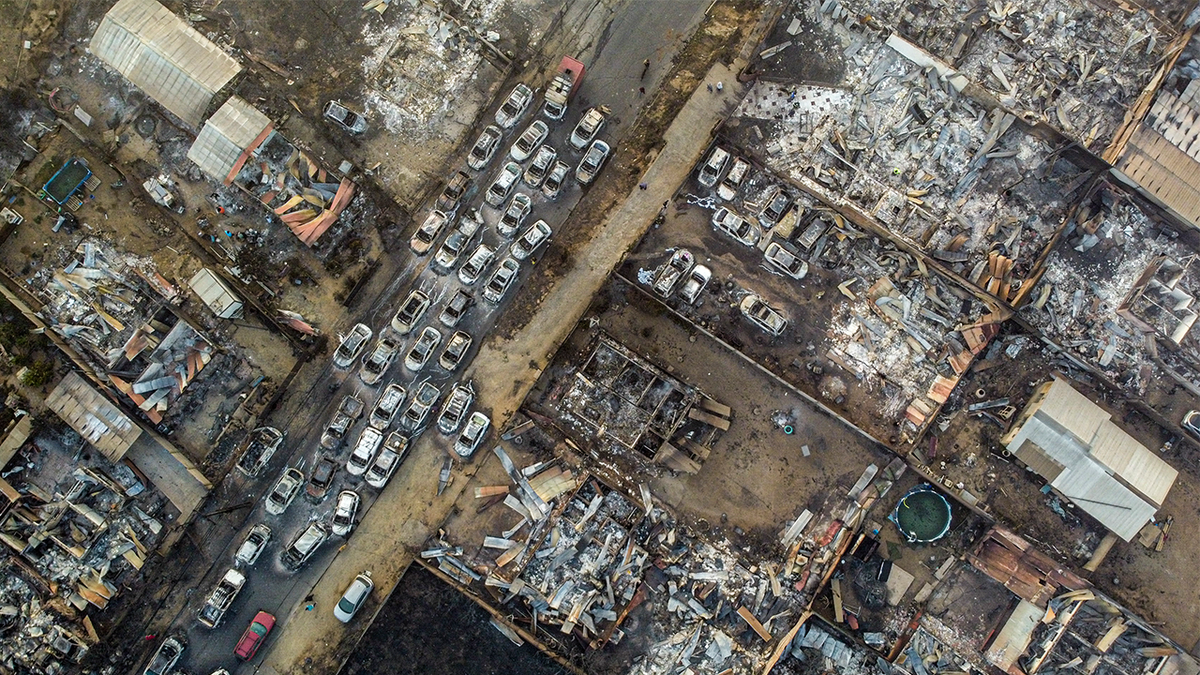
top-left (360, 1), bottom-right (488, 143)
top-left (0, 571), bottom-right (93, 675)
top-left (739, 26), bottom-right (1084, 306)
top-left (1019, 191), bottom-right (1197, 395)
top-left (0, 440), bottom-right (168, 675)
top-left (1020, 591), bottom-right (1184, 674)
top-left (820, 232), bottom-right (1000, 438)
top-left (896, 626), bottom-right (984, 675)
top-left (776, 619), bottom-right (893, 674)
top-left (38, 240), bottom-right (215, 423)
top-left (815, 0), bottom-right (1169, 153)
top-left (0, 466), bottom-right (163, 611)
top-left (232, 132), bottom-right (356, 246)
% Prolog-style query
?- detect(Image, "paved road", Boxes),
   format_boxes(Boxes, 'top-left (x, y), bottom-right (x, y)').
top-left (152, 1), bottom-right (720, 674)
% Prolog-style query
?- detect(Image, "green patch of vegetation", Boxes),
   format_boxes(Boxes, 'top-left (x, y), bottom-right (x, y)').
top-left (20, 360), bottom-right (53, 387)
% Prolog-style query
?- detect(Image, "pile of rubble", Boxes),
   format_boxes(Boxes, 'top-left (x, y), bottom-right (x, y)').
top-left (37, 240), bottom-right (215, 424)
top-left (0, 428), bottom-right (171, 674)
top-left (431, 427), bottom-right (911, 675)
top-left (737, 25), bottom-right (1085, 305)
top-left (1019, 189), bottom-right (1197, 395)
top-left (816, 0), bottom-right (1170, 153)
top-left (819, 231), bottom-right (1001, 440)
top-left (361, 2), bottom-right (488, 143)
top-left (1020, 591), bottom-right (1186, 674)
top-left (549, 334), bottom-right (730, 475)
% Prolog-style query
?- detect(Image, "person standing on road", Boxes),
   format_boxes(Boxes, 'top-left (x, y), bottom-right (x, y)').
top-left (641, 59), bottom-right (650, 79)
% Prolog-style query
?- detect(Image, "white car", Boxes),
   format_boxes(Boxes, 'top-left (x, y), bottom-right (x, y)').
top-left (712, 207), bottom-right (761, 246)
top-left (575, 140), bottom-right (610, 185)
top-left (438, 330), bottom-right (473, 371)
top-left (347, 427), bottom-right (383, 476)
top-left (717, 157), bottom-right (750, 201)
top-left (524, 145), bottom-right (557, 187)
top-left (334, 573), bottom-right (374, 623)
top-left (369, 383), bottom-right (406, 430)
top-left (333, 324), bottom-right (372, 368)
top-left (510, 120), bottom-right (549, 162)
top-left (437, 383), bottom-right (474, 435)
top-left (653, 248), bottom-right (694, 298)
top-left (498, 193), bottom-right (532, 237)
top-left (410, 210), bottom-right (449, 256)
top-left (467, 125), bottom-right (503, 170)
top-left (265, 468), bottom-right (304, 516)
top-left (391, 289), bottom-right (431, 335)
top-left (698, 146), bottom-right (730, 187)
top-left (439, 289), bottom-right (474, 328)
top-left (281, 521), bottom-right (329, 571)
top-left (144, 636), bottom-right (184, 675)
top-left (495, 84), bottom-right (533, 129)
top-left (234, 523), bottom-right (271, 567)
top-left (759, 186), bottom-right (794, 227)
top-left (511, 220), bottom-right (551, 260)
top-left (740, 293), bottom-right (787, 336)
top-left (678, 264), bottom-right (711, 304)
top-left (542, 161), bottom-right (570, 199)
top-left (401, 381), bottom-right (441, 431)
top-left (366, 435), bottom-right (407, 489)
top-left (483, 258), bottom-right (520, 303)
top-left (569, 107), bottom-right (605, 150)
top-left (236, 426), bottom-right (284, 477)
top-left (433, 230), bottom-right (469, 271)
top-left (405, 326), bottom-right (442, 372)
top-left (458, 208), bottom-right (484, 238)
top-left (763, 241), bottom-right (808, 279)
top-left (458, 243), bottom-right (495, 285)
top-left (331, 490), bottom-right (359, 537)
top-left (454, 411), bottom-right (490, 458)
top-left (358, 337), bottom-right (399, 385)
top-left (485, 162), bottom-right (522, 207)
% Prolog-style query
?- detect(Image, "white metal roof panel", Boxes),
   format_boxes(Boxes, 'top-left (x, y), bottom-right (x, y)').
top-left (188, 268), bottom-right (243, 318)
top-left (46, 372), bottom-right (142, 462)
top-left (1089, 419), bottom-right (1177, 507)
top-left (1036, 377), bottom-right (1111, 445)
top-left (187, 97), bottom-right (272, 182)
top-left (90, 0), bottom-right (241, 125)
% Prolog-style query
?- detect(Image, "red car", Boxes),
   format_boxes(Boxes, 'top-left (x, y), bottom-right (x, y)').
top-left (234, 611), bottom-right (276, 661)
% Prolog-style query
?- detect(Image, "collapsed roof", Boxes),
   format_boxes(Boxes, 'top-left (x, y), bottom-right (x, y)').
top-left (90, 0), bottom-right (242, 126)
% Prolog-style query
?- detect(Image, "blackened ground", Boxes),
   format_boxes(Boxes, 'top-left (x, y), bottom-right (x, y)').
top-left (342, 566), bottom-right (566, 675)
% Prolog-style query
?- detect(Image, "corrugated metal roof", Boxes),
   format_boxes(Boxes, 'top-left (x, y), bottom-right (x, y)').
top-left (1036, 377), bottom-right (1110, 446)
top-left (1007, 416), bottom-right (1159, 541)
top-left (1090, 419), bottom-right (1177, 507)
top-left (90, 0), bottom-right (241, 126)
top-left (188, 268), bottom-right (243, 318)
top-left (1117, 126), bottom-right (1200, 229)
top-left (187, 97), bottom-right (272, 184)
top-left (45, 372), bottom-right (142, 463)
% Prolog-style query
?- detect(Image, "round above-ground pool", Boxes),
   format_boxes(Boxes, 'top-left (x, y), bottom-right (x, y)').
top-left (891, 485), bottom-right (952, 543)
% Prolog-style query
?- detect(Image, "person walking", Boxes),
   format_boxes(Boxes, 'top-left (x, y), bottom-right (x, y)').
top-left (716, 81), bottom-right (724, 92)
top-left (638, 86), bottom-right (645, 95)
top-left (641, 58), bottom-right (650, 79)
